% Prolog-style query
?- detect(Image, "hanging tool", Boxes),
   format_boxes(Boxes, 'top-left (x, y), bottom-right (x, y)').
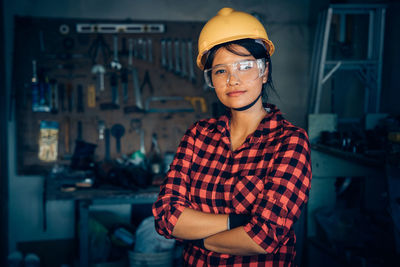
top-left (88, 34), bottom-right (110, 65)
top-left (31, 60), bottom-right (40, 111)
top-left (88, 35), bottom-right (109, 91)
top-left (161, 39), bottom-right (167, 68)
top-left (91, 64), bottom-right (105, 92)
top-left (121, 69), bottom-right (129, 104)
top-left (167, 39), bottom-right (173, 72)
top-left (111, 35), bottom-right (122, 70)
top-left (128, 38), bottom-right (133, 66)
top-left (98, 120), bottom-right (105, 140)
top-left (180, 40), bottom-right (188, 78)
top-left (123, 68), bottom-right (144, 113)
top-left (139, 38), bottom-right (147, 61)
top-left (147, 39), bottom-right (153, 63)
top-left (111, 124), bottom-right (125, 154)
top-left (87, 84), bottom-right (96, 108)
top-left (49, 79), bottom-right (58, 114)
top-left (133, 39), bottom-right (139, 58)
top-left (174, 39), bottom-right (181, 75)
top-left (140, 70), bottom-right (154, 95)
top-left (104, 128), bottom-right (111, 160)
top-left (187, 40), bottom-right (196, 84)
top-left (111, 72), bottom-right (119, 105)
top-left (130, 119), bottom-right (145, 154)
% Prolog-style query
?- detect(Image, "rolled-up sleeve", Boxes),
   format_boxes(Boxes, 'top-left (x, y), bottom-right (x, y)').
top-left (152, 126), bottom-right (196, 239)
top-left (243, 129), bottom-right (312, 253)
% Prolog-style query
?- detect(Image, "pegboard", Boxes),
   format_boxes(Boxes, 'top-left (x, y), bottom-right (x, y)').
top-left (13, 16), bottom-right (218, 175)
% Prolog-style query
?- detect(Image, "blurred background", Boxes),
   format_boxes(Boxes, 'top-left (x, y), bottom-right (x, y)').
top-left (1, 0), bottom-right (400, 266)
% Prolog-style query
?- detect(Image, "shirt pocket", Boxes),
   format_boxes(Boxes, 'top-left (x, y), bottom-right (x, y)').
top-left (231, 175), bottom-right (264, 213)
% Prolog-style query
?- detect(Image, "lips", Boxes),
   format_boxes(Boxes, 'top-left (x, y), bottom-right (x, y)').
top-left (226, 90), bottom-right (246, 97)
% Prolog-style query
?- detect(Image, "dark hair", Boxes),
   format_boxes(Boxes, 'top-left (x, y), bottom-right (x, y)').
top-left (203, 38), bottom-right (276, 102)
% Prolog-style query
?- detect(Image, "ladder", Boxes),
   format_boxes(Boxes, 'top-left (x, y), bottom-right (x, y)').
top-left (308, 4), bottom-right (386, 114)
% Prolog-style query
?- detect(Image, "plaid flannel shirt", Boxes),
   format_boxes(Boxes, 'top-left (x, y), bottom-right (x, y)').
top-left (152, 104), bottom-right (312, 266)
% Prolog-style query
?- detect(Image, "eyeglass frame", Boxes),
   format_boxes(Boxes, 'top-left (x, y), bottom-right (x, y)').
top-left (203, 58), bottom-right (266, 88)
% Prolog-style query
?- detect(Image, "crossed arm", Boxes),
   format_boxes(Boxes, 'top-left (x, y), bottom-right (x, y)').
top-left (172, 208), bottom-right (267, 255)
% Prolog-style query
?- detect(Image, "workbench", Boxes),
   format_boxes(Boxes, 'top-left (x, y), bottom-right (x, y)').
top-left (44, 177), bottom-right (159, 267)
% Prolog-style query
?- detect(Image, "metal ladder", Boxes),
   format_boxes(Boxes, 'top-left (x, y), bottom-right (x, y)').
top-left (308, 4), bottom-right (386, 114)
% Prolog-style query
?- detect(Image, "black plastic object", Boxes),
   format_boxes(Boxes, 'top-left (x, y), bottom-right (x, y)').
top-left (70, 140), bottom-right (97, 170)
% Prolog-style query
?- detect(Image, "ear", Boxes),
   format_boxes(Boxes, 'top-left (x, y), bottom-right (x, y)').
top-left (262, 62), bottom-right (269, 83)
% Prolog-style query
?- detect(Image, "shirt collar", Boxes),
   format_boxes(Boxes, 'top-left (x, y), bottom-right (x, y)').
top-left (213, 103), bottom-right (284, 143)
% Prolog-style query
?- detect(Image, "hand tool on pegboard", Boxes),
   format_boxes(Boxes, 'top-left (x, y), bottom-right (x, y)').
top-left (161, 39), bottom-right (167, 69)
top-left (98, 120), bottom-right (105, 140)
top-left (49, 79), bottom-right (58, 114)
top-left (147, 39), bottom-right (153, 63)
top-left (87, 84), bottom-right (96, 108)
top-left (111, 124), bottom-right (125, 154)
top-left (187, 40), bottom-right (197, 84)
top-left (174, 39), bottom-right (181, 75)
top-left (111, 72), bottom-right (119, 105)
top-left (121, 68), bottom-right (129, 104)
top-left (104, 128), bottom-right (111, 161)
top-left (167, 39), bottom-right (174, 72)
top-left (180, 40), bottom-right (188, 78)
top-left (88, 35), bottom-right (110, 91)
top-left (110, 35), bottom-right (122, 70)
top-left (130, 118), bottom-right (146, 154)
top-left (30, 60), bottom-right (40, 112)
top-left (139, 38), bottom-right (147, 61)
top-left (124, 39), bottom-right (144, 113)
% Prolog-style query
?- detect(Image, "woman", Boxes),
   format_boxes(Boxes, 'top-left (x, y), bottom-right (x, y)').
top-left (152, 7), bottom-right (312, 266)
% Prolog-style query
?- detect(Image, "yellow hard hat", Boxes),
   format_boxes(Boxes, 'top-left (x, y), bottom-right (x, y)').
top-left (197, 7), bottom-right (275, 70)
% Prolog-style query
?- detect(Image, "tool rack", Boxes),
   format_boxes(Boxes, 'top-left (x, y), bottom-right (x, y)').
top-left (13, 16), bottom-right (214, 175)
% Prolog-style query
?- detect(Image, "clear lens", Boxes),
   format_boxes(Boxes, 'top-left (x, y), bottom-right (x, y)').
top-left (204, 59), bottom-right (265, 88)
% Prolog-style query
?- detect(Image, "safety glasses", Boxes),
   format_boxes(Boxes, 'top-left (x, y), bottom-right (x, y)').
top-left (204, 59), bottom-right (265, 88)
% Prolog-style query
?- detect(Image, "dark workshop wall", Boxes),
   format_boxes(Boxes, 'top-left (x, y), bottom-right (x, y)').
top-left (381, 2), bottom-right (400, 114)
top-left (4, 0), bottom-right (313, 254)
top-left (0, 0), bottom-right (9, 264)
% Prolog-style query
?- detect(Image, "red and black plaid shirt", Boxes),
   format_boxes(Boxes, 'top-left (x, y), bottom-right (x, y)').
top-left (152, 104), bottom-right (312, 266)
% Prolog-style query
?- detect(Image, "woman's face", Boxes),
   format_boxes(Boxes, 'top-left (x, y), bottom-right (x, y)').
top-left (211, 45), bottom-right (268, 110)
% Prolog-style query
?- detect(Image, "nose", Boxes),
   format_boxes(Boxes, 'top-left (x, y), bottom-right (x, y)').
top-left (227, 70), bottom-right (240, 85)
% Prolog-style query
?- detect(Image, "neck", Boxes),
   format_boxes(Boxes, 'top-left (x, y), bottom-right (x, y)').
top-left (230, 100), bottom-right (267, 133)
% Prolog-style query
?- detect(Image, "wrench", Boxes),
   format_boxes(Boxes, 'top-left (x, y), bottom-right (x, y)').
top-left (161, 39), bottom-right (167, 68)
top-left (111, 72), bottom-right (119, 105)
top-left (110, 35), bottom-right (122, 70)
top-left (180, 40), bottom-right (187, 78)
top-left (147, 39), bottom-right (153, 63)
top-left (174, 39), bottom-right (181, 75)
top-left (128, 38), bottom-right (133, 66)
top-left (139, 38), bottom-right (147, 61)
top-left (187, 40), bottom-right (196, 84)
top-left (132, 68), bottom-right (143, 109)
top-left (121, 69), bottom-right (128, 103)
top-left (167, 39), bottom-right (174, 72)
